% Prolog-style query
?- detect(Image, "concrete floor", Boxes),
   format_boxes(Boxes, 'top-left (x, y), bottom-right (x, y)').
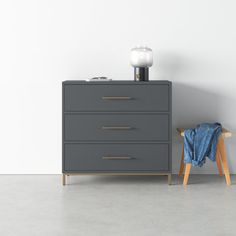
top-left (0, 175), bottom-right (236, 236)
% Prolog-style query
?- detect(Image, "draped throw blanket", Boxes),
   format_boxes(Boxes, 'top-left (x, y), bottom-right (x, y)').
top-left (184, 123), bottom-right (222, 167)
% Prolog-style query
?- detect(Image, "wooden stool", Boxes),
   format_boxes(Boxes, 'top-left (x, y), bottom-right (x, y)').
top-left (177, 128), bottom-right (232, 186)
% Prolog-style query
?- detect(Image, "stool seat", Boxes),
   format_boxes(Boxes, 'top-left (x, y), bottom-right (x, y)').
top-left (177, 127), bottom-right (232, 186)
top-left (177, 127), bottom-right (232, 138)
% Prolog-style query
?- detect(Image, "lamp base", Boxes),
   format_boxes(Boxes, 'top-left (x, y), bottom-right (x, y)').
top-left (134, 67), bottom-right (149, 81)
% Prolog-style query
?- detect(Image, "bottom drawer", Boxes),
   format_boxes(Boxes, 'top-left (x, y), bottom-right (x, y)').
top-left (64, 143), bottom-right (169, 172)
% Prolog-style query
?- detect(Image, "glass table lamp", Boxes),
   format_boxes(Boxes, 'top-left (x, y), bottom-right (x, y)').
top-left (130, 46), bottom-right (153, 81)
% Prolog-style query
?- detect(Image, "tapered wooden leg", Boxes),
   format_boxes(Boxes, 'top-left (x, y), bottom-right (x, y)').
top-left (218, 138), bottom-right (231, 186)
top-left (216, 148), bottom-right (223, 176)
top-left (168, 174), bottom-right (172, 185)
top-left (183, 164), bottom-right (191, 186)
top-left (179, 144), bottom-right (185, 176)
top-left (62, 174), bottom-right (66, 186)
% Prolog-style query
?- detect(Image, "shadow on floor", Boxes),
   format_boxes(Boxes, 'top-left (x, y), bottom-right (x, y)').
top-left (68, 175), bottom-right (169, 185)
top-left (66, 174), bottom-right (236, 186)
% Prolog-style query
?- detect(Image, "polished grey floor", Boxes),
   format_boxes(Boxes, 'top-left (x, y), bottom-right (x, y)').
top-left (0, 175), bottom-right (236, 236)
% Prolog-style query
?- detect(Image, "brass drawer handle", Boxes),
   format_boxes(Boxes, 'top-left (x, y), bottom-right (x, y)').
top-left (102, 156), bottom-right (133, 160)
top-left (102, 126), bottom-right (132, 130)
top-left (102, 96), bottom-right (132, 100)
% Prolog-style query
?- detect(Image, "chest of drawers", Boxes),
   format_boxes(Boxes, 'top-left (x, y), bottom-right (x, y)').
top-left (62, 81), bottom-right (172, 185)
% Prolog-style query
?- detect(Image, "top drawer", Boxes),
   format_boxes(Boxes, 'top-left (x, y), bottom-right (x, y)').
top-left (63, 84), bottom-right (170, 112)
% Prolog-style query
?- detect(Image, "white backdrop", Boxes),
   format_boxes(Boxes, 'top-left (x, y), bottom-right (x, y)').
top-left (0, 0), bottom-right (235, 174)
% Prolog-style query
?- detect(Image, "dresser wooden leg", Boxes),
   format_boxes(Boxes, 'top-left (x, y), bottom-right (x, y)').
top-left (168, 174), bottom-right (172, 185)
top-left (179, 144), bottom-right (185, 176)
top-left (183, 164), bottom-right (191, 186)
top-left (62, 174), bottom-right (66, 186)
top-left (218, 138), bottom-right (231, 186)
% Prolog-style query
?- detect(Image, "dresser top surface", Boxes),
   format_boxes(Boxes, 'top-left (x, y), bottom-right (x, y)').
top-left (63, 80), bottom-right (171, 85)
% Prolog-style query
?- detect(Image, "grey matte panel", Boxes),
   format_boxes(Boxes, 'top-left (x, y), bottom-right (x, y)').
top-left (64, 84), bottom-right (169, 112)
top-left (64, 143), bottom-right (169, 171)
top-left (64, 114), bottom-right (169, 141)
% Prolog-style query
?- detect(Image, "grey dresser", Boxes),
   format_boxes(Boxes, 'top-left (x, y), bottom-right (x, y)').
top-left (62, 80), bottom-right (172, 185)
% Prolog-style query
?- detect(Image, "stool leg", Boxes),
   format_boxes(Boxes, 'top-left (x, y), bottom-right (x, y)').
top-left (179, 144), bottom-right (185, 176)
top-left (183, 164), bottom-right (191, 186)
top-left (216, 148), bottom-right (223, 176)
top-left (218, 137), bottom-right (231, 186)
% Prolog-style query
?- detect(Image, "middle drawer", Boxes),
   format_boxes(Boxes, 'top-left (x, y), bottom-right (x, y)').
top-left (64, 114), bottom-right (169, 141)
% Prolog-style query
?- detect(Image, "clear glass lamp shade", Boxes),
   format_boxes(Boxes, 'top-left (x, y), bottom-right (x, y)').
top-left (130, 46), bottom-right (153, 67)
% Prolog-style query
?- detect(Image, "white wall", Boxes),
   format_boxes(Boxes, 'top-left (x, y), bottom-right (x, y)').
top-left (0, 0), bottom-right (235, 174)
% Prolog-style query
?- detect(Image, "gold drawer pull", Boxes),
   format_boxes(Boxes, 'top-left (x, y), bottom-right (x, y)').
top-left (102, 96), bottom-right (132, 100)
top-left (102, 126), bottom-right (132, 130)
top-left (102, 156), bottom-right (133, 160)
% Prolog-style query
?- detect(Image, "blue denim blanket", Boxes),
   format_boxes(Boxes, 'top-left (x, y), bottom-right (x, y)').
top-left (184, 123), bottom-right (222, 167)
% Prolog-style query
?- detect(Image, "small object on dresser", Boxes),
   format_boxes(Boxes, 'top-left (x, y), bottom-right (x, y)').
top-left (86, 77), bottom-right (112, 82)
top-left (130, 46), bottom-right (153, 82)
